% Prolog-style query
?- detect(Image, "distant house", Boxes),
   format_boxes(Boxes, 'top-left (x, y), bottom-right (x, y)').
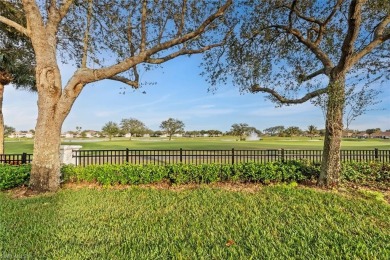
top-left (371, 131), bottom-right (390, 139)
top-left (355, 132), bottom-right (369, 139)
top-left (61, 132), bottom-right (75, 138)
top-left (83, 130), bottom-right (100, 138)
top-left (9, 131), bottom-right (34, 139)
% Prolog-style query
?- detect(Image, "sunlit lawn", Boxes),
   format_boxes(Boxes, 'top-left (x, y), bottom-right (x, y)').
top-left (5, 136), bottom-right (390, 154)
top-left (1, 185), bottom-right (389, 259)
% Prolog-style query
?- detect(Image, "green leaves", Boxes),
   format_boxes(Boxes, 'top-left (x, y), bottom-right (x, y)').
top-left (1, 160), bottom-right (388, 190)
top-left (0, 164), bottom-right (31, 190)
top-left (61, 161), bottom-right (319, 186)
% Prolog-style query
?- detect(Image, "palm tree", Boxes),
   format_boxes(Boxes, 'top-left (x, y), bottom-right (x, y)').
top-left (0, 1), bottom-right (36, 154)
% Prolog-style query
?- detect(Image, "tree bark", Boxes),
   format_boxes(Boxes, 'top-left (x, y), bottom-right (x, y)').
top-left (29, 66), bottom-right (73, 192)
top-left (0, 71), bottom-right (12, 155)
top-left (318, 73), bottom-right (346, 187)
top-left (0, 83), bottom-right (4, 154)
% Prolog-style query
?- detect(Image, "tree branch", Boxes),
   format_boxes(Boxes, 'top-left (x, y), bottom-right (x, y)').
top-left (108, 76), bottom-right (139, 88)
top-left (288, 0), bottom-right (298, 29)
top-left (315, 0), bottom-right (344, 45)
top-left (81, 0), bottom-right (93, 68)
top-left (271, 24), bottom-right (334, 69)
top-left (251, 84), bottom-right (327, 104)
top-left (298, 67), bottom-right (328, 82)
top-left (58, 0), bottom-right (74, 20)
top-left (0, 15), bottom-right (30, 36)
top-left (351, 14), bottom-right (390, 66)
top-left (146, 41), bottom-right (228, 64)
top-left (177, 0), bottom-right (187, 37)
top-left (140, 0), bottom-right (147, 52)
top-left (145, 0), bottom-right (232, 57)
top-left (337, 0), bottom-right (365, 72)
top-left (63, 0), bottom-right (232, 98)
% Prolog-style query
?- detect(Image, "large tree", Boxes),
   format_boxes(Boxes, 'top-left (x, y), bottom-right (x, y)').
top-left (160, 118), bottom-right (185, 141)
top-left (0, 0), bottom-right (233, 192)
top-left (120, 118), bottom-right (147, 140)
top-left (230, 123), bottom-right (250, 141)
top-left (0, 1), bottom-right (35, 154)
top-left (205, 0), bottom-right (390, 187)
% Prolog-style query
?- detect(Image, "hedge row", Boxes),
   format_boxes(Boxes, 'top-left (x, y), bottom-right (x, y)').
top-left (61, 160), bottom-right (316, 186)
top-left (1, 160), bottom-right (388, 190)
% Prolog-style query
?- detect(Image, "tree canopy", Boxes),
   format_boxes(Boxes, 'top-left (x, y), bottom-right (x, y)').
top-left (0, 0), bottom-right (36, 154)
top-left (204, 0), bottom-right (390, 187)
top-left (160, 118), bottom-right (185, 140)
top-left (102, 121), bottom-right (120, 141)
top-left (120, 118), bottom-right (147, 140)
top-left (0, 0), bottom-right (233, 191)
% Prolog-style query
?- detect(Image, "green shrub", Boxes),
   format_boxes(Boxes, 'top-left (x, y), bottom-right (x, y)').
top-left (83, 160), bottom-right (386, 187)
top-left (2, 160), bottom-right (387, 191)
top-left (341, 161), bottom-right (390, 186)
top-left (0, 164), bottom-right (31, 190)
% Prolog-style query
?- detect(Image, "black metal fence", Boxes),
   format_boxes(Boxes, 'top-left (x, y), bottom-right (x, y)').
top-left (0, 153), bottom-right (33, 165)
top-left (72, 148), bottom-right (390, 167)
top-left (2, 149), bottom-right (389, 167)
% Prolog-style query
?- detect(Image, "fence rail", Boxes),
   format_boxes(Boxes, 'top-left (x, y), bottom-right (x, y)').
top-left (0, 153), bottom-right (33, 165)
top-left (72, 148), bottom-right (390, 167)
top-left (1, 149), bottom-right (389, 167)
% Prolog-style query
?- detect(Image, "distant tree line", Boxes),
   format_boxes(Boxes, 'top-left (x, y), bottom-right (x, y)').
top-left (5, 122), bottom-right (388, 141)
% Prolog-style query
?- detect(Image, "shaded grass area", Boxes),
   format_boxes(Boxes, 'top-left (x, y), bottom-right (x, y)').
top-left (1, 186), bottom-right (389, 259)
top-left (5, 136), bottom-right (390, 154)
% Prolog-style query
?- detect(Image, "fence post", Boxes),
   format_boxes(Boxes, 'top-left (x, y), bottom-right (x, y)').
top-left (281, 149), bottom-right (285, 162)
top-left (60, 145), bottom-right (82, 165)
top-left (374, 148), bottom-right (379, 161)
top-left (180, 148), bottom-right (183, 163)
top-left (231, 148), bottom-right (235, 165)
top-left (21, 153), bottom-right (27, 164)
top-left (126, 148), bottom-right (129, 163)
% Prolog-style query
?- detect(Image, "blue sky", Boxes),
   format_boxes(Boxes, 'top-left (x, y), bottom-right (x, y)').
top-left (4, 55), bottom-right (390, 133)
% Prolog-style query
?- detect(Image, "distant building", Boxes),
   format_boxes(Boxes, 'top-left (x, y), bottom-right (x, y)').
top-left (9, 131), bottom-right (34, 139)
top-left (61, 132), bottom-right (75, 138)
top-left (371, 131), bottom-right (390, 139)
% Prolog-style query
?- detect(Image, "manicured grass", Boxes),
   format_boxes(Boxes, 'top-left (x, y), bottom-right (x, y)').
top-left (1, 186), bottom-right (389, 259)
top-left (5, 136), bottom-right (390, 154)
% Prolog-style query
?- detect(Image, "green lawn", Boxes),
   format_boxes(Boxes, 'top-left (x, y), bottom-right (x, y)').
top-left (1, 185), bottom-right (389, 259)
top-left (5, 136), bottom-right (390, 154)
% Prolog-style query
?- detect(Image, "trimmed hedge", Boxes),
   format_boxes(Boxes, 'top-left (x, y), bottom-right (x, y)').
top-left (61, 160), bottom-right (389, 187)
top-left (1, 161), bottom-right (389, 190)
top-left (61, 160), bottom-right (318, 185)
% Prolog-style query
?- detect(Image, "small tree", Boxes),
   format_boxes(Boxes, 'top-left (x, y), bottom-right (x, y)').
top-left (102, 121), bottom-right (120, 141)
top-left (160, 118), bottom-right (185, 141)
top-left (120, 118), bottom-right (146, 140)
top-left (263, 126), bottom-right (285, 136)
top-left (4, 125), bottom-right (15, 137)
top-left (230, 123), bottom-right (250, 141)
top-left (307, 125), bottom-right (318, 140)
top-left (284, 126), bottom-right (302, 138)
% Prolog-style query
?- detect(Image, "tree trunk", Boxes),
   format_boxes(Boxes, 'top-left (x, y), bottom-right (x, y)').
top-left (29, 113), bottom-right (62, 192)
top-left (0, 83), bottom-right (4, 154)
top-left (318, 74), bottom-right (346, 187)
top-left (29, 66), bottom-right (73, 192)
